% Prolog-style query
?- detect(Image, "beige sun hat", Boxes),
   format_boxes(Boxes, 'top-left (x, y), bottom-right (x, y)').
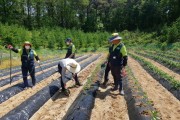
top-left (66, 61), bottom-right (81, 74)
top-left (23, 41), bottom-right (32, 47)
top-left (112, 33), bottom-right (119, 36)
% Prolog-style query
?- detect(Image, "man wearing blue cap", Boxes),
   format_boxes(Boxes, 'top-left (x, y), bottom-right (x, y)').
top-left (63, 38), bottom-right (81, 89)
top-left (65, 38), bottom-right (76, 59)
top-left (108, 35), bottom-right (128, 95)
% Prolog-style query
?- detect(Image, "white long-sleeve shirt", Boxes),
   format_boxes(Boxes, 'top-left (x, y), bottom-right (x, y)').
top-left (59, 58), bottom-right (79, 83)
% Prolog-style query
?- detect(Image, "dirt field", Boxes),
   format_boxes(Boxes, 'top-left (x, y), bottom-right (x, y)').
top-left (0, 53), bottom-right (180, 120)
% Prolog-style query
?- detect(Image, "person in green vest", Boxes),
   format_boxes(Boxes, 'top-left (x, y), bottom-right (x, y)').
top-left (7, 41), bottom-right (40, 89)
top-left (108, 36), bottom-right (128, 95)
top-left (64, 38), bottom-right (81, 88)
top-left (65, 38), bottom-right (76, 58)
top-left (102, 33), bottom-right (119, 87)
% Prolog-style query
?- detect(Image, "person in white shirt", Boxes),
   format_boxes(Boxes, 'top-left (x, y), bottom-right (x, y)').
top-left (58, 58), bottom-right (81, 96)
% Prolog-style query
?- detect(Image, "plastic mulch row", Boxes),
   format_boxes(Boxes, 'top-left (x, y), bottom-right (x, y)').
top-left (0, 56), bottom-right (83, 77)
top-left (1, 54), bottom-right (101, 120)
top-left (0, 55), bottom-right (86, 87)
top-left (0, 55), bottom-right (90, 104)
top-left (0, 57), bottom-right (61, 77)
top-left (63, 63), bottom-right (105, 120)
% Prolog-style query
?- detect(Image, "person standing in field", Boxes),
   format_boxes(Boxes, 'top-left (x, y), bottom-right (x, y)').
top-left (108, 36), bottom-right (128, 95)
top-left (102, 33), bottom-right (119, 87)
top-left (7, 41), bottom-right (40, 89)
top-left (58, 38), bottom-right (81, 95)
top-left (64, 38), bottom-right (80, 85)
top-left (65, 38), bottom-right (76, 58)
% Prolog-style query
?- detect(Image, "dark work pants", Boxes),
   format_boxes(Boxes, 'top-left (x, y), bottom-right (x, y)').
top-left (58, 64), bottom-right (65, 91)
top-left (21, 65), bottom-right (36, 87)
top-left (110, 65), bottom-right (123, 91)
top-left (104, 62), bottom-right (111, 83)
top-left (73, 73), bottom-right (80, 85)
top-left (58, 64), bottom-right (80, 91)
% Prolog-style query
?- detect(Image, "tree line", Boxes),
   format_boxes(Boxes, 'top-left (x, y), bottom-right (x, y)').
top-left (0, 23), bottom-right (109, 50)
top-left (0, 0), bottom-right (179, 32)
top-left (0, 0), bottom-right (179, 50)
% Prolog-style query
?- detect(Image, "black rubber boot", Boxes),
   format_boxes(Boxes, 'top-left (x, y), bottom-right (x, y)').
top-left (111, 86), bottom-right (118, 91)
top-left (75, 82), bottom-right (82, 86)
top-left (111, 79), bottom-right (118, 91)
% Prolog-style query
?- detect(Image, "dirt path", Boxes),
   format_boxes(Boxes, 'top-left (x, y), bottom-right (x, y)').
top-left (90, 74), bottom-right (129, 120)
top-left (132, 52), bottom-right (180, 81)
top-left (128, 57), bottom-right (180, 120)
top-left (30, 55), bottom-right (102, 120)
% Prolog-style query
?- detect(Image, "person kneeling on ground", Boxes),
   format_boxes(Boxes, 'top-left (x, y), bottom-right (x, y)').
top-left (58, 58), bottom-right (81, 96)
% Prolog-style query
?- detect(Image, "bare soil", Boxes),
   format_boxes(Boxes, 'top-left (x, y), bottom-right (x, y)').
top-left (128, 57), bottom-right (180, 120)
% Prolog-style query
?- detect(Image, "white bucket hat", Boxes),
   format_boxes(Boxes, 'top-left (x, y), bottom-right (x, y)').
top-left (110, 36), bottom-right (122, 42)
top-left (66, 61), bottom-right (81, 74)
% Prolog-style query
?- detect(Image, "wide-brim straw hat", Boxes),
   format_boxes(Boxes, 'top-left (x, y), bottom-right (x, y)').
top-left (66, 61), bottom-right (81, 74)
top-left (23, 41), bottom-right (32, 46)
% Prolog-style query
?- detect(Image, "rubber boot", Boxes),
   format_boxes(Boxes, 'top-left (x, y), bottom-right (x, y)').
top-left (111, 79), bottom-right (118, 91)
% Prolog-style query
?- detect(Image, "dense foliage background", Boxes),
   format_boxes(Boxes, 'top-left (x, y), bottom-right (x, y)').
top-left (0, 0), bottom-right (180, 50)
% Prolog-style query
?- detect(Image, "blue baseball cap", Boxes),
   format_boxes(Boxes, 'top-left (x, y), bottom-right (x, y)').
top-left (65, 38), bottom-right (72, 42)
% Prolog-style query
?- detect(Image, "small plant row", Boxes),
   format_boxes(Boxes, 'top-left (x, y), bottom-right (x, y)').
top-left (129, 53), bottom-right (180, 100)
top-left (163, 50), bottom-right (180, 58)
top-left (134, 47), bottom-right (180, 58)
top-left (124, 66), bottom-right (161, 120)
top-left (135, 51), bottom-right (180, 73)
top-left (144, 50), bottom-right (180, 62)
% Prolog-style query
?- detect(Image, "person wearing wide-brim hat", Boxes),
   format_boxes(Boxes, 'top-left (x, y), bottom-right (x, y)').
top-left (108, 35), bottom-right (128, 95)
top-left (58, 58), bottom-right (81, 96)
top-left (102, 33), bottom-right (119, 87)
top-left (7, 41), bottom-right (40, 89)
top-left (23, 41), bottom-right (32, 46)
top-left (65, 38), bottom-right (76, 59)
